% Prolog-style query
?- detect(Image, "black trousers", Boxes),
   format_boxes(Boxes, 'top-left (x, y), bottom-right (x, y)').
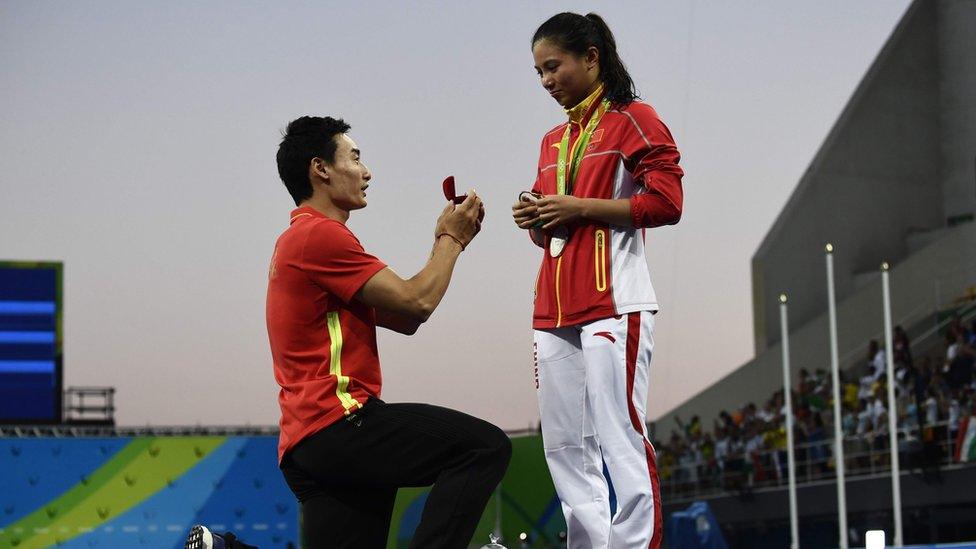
top-left (280, 399), bottom-right (511, 549)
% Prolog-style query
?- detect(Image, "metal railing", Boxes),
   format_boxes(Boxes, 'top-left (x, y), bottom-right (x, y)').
top-left (658, 419), bottom-right (970, 504)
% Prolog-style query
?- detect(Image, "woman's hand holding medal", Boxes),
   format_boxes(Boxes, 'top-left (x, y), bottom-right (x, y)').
top-left (534, 194), bottom-right (585, 230)
top-left (512, 191), bottom-right (584, 257)
top-left (512, 192), bottom-right (584, 230)
top-left (512, 191), bottom-right (543, 229)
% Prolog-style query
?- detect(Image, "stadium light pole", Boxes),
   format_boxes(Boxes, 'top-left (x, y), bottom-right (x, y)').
top-left (779, 294), bottom-right (800, 549)
top-left (826, 243), bottom-right (848, 549)
top-left (881, 262), bottom-right (904, 547)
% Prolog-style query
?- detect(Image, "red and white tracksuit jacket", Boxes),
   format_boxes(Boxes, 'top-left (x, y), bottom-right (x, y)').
top-left (531, 92), bottom-right (683, 329)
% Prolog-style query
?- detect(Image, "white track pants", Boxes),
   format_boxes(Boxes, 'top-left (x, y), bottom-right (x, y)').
top-left (534, 311), bottom-right (662, 549)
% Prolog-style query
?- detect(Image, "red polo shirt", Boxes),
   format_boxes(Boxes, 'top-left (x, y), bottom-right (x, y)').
top-left (266, 206), bottom-right (387, 462)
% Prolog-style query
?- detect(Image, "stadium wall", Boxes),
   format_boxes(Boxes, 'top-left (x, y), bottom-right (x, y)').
top-left (0, 433), bottom-right (566, 549)
top-left (0, 436), bottom-right (298, 548)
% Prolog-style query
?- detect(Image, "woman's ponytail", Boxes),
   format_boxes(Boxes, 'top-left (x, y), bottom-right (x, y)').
top-left (584, 13), bottom-right (638, 104)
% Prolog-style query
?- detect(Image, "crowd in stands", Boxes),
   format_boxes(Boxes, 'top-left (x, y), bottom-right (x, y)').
top-left (652, 316), bottom-right (976, 497)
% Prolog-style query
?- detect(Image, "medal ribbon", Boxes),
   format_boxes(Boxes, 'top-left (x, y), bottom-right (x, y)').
top-left (556, 98), bottom-right (610, 196)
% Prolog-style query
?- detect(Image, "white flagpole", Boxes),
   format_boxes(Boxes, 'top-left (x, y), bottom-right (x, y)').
top-left (826, 244), bottom-right (848, 549)
top-left (780, 294), bottom-right (800, 549)
top-left (881, 262), bottom-right (904, 546)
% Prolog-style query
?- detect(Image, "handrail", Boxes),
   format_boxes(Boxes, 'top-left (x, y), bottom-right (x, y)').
top-left (658, 418), bottom-right (971, 502)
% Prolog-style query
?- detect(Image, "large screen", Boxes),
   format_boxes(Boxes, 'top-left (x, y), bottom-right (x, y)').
top-left (0, 262), bottom-right (62, 423)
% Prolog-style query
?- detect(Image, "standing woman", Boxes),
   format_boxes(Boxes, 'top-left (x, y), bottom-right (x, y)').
top-left (512, 12), bottom-right (683, 548)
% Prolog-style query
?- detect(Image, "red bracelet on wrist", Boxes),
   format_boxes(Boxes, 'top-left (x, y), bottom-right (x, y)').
top-left (436, 233), bottom-right (465, 251)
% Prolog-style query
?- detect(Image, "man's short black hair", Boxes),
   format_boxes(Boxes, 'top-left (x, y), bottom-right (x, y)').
top-left (276, 116), bottom-right (351, 206)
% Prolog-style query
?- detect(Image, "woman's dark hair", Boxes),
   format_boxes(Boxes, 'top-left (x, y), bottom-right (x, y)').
top-left (276, 116), bottom-right (351, 206)
top-left (532, 12), bottom-right (638, 104)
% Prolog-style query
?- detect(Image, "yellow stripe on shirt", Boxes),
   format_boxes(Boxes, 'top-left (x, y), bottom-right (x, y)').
top-left (326, 311), bottom-right (361, 414)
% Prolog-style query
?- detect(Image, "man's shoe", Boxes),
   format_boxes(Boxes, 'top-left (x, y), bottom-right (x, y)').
top-left (185, 525), bottom-right (225, 549)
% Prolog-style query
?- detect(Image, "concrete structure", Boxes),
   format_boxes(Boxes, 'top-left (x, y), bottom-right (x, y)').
top-left (658, 0), bottom-right (976, 433)
top-left (753, 0), bottom-right (975, 354)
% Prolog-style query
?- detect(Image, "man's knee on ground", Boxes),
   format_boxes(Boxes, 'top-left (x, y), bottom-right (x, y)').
top-left (480, 427), bottom-right (512, 475)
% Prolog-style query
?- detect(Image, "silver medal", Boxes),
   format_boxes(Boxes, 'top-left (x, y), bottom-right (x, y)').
top-left (549, 226), bottom-right (569, 258)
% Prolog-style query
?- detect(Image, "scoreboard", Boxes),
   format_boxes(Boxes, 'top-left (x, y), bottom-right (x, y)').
top-left (0, 262), bottom-right (62, 424)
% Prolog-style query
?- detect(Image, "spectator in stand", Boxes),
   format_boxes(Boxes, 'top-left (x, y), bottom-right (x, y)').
top-left (718, 410), bottom-right (734, 432)
top-left (946, 329), bottom-right (963, 365)
top-left (947, 315), bottom-right (966, 341)
top-left (658, 443), bottom-right (675, 485)
top-left (895, 359), bottom-right (912, 399)
top-left (894, 363), bottom-right (916, 429)
top-left (798, 369), bottom-right (812, 396)
top-left (743, 403), bottom-right (758, 426)
top-left (948, 389), bottom-right (961, 442)
top-left (859, 342), bottom-right (884, 403)
top-left (744, 422), bottom-right (765, 483)
top-left (713, 426), bottom-right (729, 475)
top-left (731, 408), bottom-right (744, 430)
top-left (871, 385), bottom-right (888, 434)
top-left (858, 373), bottom-right (876, 401)
top-left (814, 368), bottom-right (829, 391)
top-left (856, 399), bottom-right (873, 437)
top-left (868, 339), bottom-right (886, 381)
top-left (871, 385), bottom-right (889, 455)
top-left (945, 330), bottom-right (974, 389)
top-left (807, 370), bottom-right (829, 413)
top-left (807, 413), bottom-right (828, 476)
top-left (725, 431), bottom-right (746, 492)
top-left (915, 357), bottom-right (933, 408)
top-left (675, 414), bottom-right (702, 439)
top-left (893, 325), bottom-right (913, 367)
top-left (849, 399), bottom-right (873, 468)
top-left (678, 442), bottom-right (697, 491)
top-left (903, 398), bottom-right (920, 432)
top-left (699, 432), bottom-right (716, 487)
top-left (842, 405), bottom-right (857, 437)
top-left (757, 399), bottom-right (775, 424)
top-left (843, 371), bottom-right (860, 412)
top-left (763, 422), bottom-right (788, 481)
top-left (667, 431), bottom-right (688, 490)
top-left (924, 387), bottom-right (940, 427)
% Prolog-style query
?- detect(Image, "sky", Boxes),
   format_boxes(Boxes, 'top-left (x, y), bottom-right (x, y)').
top-left (0, 0), bottom-right (913, 429)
